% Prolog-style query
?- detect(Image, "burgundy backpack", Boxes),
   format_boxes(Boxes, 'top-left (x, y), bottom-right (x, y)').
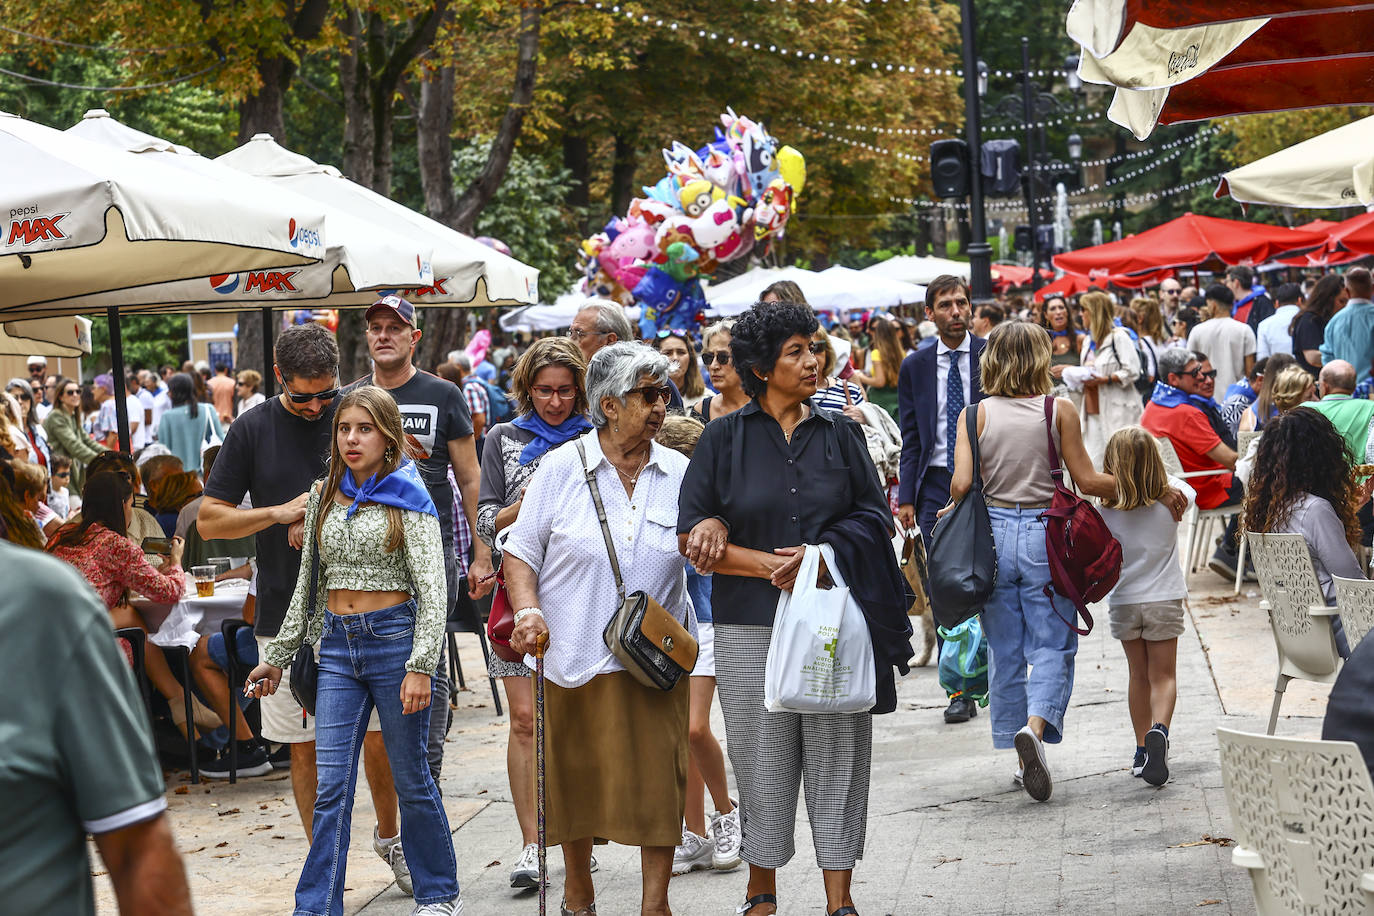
top-left (1038, 397), bottom-right (1122, 635)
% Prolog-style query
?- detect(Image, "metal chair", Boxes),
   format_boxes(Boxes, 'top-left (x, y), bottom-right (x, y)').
top-left (1153, 436), bottom-right (1245, 592)
top-left (1333, 575), bottom-right (1374, 652)
top-left (1218, 727), bottom-right (1374, 914)
top-left (1245, 531), bottom-right (1344, 734)
top-left (449, 585), bottom-right (503, 716)
top-left (114, 626), bottom-right (151, 711)
top-left (219, 617), bottom-right (259, 784)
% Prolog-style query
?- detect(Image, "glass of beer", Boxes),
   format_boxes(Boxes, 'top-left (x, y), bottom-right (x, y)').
top-left (192, 565), bottom-right (217, 598)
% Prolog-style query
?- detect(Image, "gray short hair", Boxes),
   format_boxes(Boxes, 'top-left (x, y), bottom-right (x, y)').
top-left (577, 299), bottom-right (636, 343)
top-left (1157, 347), bottom-right (1199, 381)
top-left (453, 353), bottom-right (473, 372)
top-left (586, 342), bottom-right (669, 427)
top-left (701, 319), bottom-right (736, 350)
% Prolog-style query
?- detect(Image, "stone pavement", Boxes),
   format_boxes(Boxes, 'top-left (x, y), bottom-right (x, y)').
top-left (92, 559), bottom-right (1329, 915)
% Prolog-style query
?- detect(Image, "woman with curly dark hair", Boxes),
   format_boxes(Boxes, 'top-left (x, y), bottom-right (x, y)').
top-left (1242, 407), bottom-right (1366, 653)
top-left (678, 301), bottom-right (913, 916)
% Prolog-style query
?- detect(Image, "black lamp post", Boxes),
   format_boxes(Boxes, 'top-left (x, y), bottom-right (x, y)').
top-left (959, 0), bottom-right (992, 302)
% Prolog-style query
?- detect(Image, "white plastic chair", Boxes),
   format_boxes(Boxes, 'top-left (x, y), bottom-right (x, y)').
top-left (1245, 531), bottom-right (1343, 734)
top-left (1333, 575), bottom-right (1374, 652)
top-left (1218, 727), bottom-right (1374, 915)
top-left (1237, 428), bottom-right (1261, 463)
top-left (1154, 436), bottom-right (1244, 592)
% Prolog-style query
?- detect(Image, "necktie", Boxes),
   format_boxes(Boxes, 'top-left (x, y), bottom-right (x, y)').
top-left (946, 350), bottom-right (964, 472)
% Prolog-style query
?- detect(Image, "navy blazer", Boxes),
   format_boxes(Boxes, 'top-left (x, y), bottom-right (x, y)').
top-left (896, 334), bottom-right (986, 506)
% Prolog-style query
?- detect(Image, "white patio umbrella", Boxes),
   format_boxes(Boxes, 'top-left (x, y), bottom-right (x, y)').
top-left (859, 256), bottom-right (971, 286)
top-left (1216, 114), bottom-right (1374, 208)
top-left (54, 110), bottom-right (433, 310)
top-left (0, 111), bottom-right (325, 315)
top-left (819, 265), bottom-right (926, 308)
top-left (0, 315), bottom-right (92, 358)
top-left (215, 134), bottom-right (539, 308)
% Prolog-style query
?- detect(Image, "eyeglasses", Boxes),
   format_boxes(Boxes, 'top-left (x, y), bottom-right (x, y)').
top-left (701, 351), bottom-right (731, 366)
top-left (1187, 367), bottom-right (1218, 380)
top-left (627, 384), bottom-right (673, 405)
top-left (282, 376), bottom-right (340, 404)
top-left (568, 328), bottom-right (606, 342)
top-left (530, 385), bottom-right (576, 401)
top-left (1162, 288), bottom-right (1182, 296)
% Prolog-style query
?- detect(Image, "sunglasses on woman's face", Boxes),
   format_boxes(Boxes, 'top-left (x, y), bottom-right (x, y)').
top-left (701, 351), bottom-right (731, 366)
top-left (628, 384), bottom-right (673, 405)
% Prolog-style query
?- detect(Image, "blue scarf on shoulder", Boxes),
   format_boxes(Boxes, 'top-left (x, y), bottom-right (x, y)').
top-left (512, 412), bottom-right (593, 466)
top-left (338, 458), bottom-right (436, 519)
top-left (1150, 380), bottom-right (1208, 410)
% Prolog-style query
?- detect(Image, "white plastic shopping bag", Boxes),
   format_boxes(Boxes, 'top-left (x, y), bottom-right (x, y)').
top-left (764, 543), bottom-right (877, 713)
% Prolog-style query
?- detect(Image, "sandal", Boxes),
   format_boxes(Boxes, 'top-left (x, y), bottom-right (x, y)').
top-left (560, 903), bottom-right (596, 916)
top-left (737, 894), bottom-right (777, 915)
top-left (829, 908), bottom-right (859, 916)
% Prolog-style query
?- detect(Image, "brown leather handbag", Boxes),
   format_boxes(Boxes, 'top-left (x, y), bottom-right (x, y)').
top-left (575, 439), bottom-right (698, 690)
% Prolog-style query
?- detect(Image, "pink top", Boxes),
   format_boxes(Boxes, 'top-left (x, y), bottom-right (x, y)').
top-left (50, 523), bottom-right (185, 609)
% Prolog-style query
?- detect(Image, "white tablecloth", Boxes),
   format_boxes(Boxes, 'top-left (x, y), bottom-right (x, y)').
top-left (142, 579), bottom-right (252, 650)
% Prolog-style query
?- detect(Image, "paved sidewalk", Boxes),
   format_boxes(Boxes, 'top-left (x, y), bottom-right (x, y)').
top-left (92, 560), bottom-right (1319, 915)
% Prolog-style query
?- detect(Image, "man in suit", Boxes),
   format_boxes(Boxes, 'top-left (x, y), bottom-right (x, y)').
top-left (898, 274), bottom-right (986, 724)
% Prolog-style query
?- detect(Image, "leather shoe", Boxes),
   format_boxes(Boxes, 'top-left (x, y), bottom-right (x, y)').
top-left (944, 694), bottom-right (977, 723)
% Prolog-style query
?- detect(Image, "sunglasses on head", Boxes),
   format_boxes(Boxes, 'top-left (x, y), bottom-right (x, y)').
top-left (655, 328), bottom-right (688, 339)
top-left (701, 350), bottom-right (731, 366)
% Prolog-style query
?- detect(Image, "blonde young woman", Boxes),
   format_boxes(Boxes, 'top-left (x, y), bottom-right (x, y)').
top-left (654, 329), bottom-right (707, 411)
top-left (694, 321), bottom-right (750, 423)
top-left (1079, 291), bottom-right (1143, 466)
top-left (247, 386), bottom-right (458, 916)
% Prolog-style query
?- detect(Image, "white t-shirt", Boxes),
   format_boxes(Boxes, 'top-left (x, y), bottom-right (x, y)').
top-left (126, 394), bottom-right (149, 449)
top-left (1099, 476), bottom-right (1196, 607)
top-left (1256, 304), bottom-right (1299, 361)
top-left (150, 390), bottom-right (172, 439)
top-left (1188, 318), bottom-right (1256, 403)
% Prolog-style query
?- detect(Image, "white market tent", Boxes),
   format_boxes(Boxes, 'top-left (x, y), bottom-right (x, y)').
top-left (500, 293), bottom-right (639, 332)
top-left (819, 265), bottom-right (926, 307)
top-left (859, 256), bottom-right (971, 286)
top-left (707, 265), bottom-right (925, 316)
top-left (1217, 115), bottom-right (1374, 209)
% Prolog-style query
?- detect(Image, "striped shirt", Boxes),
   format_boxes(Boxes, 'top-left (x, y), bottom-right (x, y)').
top-left (811, 380), bottom-right (866, 412)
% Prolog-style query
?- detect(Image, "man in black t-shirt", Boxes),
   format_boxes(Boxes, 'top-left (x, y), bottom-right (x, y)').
top-left (348, 296), bottom-right (495, 781)
top-left (199, 324), bottom-right (412, 891)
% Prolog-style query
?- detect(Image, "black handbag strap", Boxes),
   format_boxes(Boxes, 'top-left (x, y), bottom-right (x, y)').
top-left (574, 437), bottom-right (627, 602)
top-left (965, 403), bottom-right (984, 491)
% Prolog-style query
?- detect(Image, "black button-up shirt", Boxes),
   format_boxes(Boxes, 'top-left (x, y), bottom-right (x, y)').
top-left (677, 399), bottom-right (890, 626)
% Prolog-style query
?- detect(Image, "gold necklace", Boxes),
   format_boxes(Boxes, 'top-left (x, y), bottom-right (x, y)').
top-left (782, 409), bottom-right (808, 443)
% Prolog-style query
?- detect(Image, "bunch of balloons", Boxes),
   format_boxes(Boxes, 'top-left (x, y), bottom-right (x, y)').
top-left (577, 108), bottom-right (805, 335)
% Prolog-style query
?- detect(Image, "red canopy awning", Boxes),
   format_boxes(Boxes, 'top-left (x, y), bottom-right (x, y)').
top-left (990, 263), bottom-right (1054, 286)
top-left (1052, 213), bottom-right (1328, 276)
top-left (1318, 211), bottom-right (1374, 261)
top-left (1033, 269), bottom-right (1172, 301)
top-left (1069, 0), bottom-right (1363, 57)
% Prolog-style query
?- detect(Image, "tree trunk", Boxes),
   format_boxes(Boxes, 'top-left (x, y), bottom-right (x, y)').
top-left (237, 57), bottom-right (289, 142)
top-left (417, 64), bottom-right (457, 225)
top-left (336, 319), bottom-right (371, 384)
top-left (340, 9), bottom-right (376, 187)
top-left (447, 2), bottom-right (542, 233)
top-left (236, 310), bottom-right (264, 376)
top-left (611, 132), bottom-right (638, 218)
top-left (416, 309), bottom-right (468, 372)
top-left (562, 133), bottom-right (590, 214)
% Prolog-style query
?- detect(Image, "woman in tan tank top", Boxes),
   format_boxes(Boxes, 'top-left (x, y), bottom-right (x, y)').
top-left (946, 321), bottom-right (1117, 803)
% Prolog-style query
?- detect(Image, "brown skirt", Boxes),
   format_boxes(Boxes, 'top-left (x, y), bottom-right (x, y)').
top-left (543, 671), bottom-right (689, 848)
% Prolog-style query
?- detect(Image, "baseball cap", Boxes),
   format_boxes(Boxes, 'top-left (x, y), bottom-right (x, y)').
top-left (365, 295), bottom-right (418, 328)
top-left (26, 355), bottom-right (46, 367)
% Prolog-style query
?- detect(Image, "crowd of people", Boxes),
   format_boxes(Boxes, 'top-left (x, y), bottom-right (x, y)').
top-left (8, 262), bottom-right (1374, 916)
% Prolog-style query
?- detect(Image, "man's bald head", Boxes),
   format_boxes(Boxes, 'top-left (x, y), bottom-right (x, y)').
top-left (1320, 359), bottom-right (1357, 395)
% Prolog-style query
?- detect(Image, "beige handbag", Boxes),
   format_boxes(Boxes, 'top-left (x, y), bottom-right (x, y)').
top-left (575, 439), bottom-right (698, 690)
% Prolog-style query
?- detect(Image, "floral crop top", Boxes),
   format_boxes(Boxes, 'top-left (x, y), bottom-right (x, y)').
top-left (263, 485), bottom-right (449, 675)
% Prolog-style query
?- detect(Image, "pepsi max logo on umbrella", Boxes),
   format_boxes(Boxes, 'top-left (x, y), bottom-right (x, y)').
top-left (6, 213), bottom-right (68, 247)
top-left (209, 274), bottom-right (241, 294)
top-left (209, 270), bottom-right (299, 294)
top-left (287, 218), bottom-right (322, 253)
top-left (392, 278), bottom-right (450, 297)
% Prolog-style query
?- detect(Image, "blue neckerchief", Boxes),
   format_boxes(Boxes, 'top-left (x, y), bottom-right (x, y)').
top-left (338, 458), bottom-right (436, 519)
top-left (1049, 328), bottom-right (1071, 338)
top-left (1150, 380), bottom-right (1217, 414)
top-left (511, 412), bottom-right (593, 466)
top-left (1224, 379), bottom-right (1257, 403)
top-left (1232, 283), bottom-right (1267, 317)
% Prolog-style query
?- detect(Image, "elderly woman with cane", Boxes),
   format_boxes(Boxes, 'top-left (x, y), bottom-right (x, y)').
top-left (506, 342), bottom-right (697, 916)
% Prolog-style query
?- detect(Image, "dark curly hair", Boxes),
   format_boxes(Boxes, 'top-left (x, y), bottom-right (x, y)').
top-left (730, 302), bottom-right (819, 398)
top-left (1242, 407), bottom-right (1361, 550)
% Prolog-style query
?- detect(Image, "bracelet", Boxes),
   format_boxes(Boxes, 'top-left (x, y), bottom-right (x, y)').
top-left (513, 607), bottom-right (544, 625)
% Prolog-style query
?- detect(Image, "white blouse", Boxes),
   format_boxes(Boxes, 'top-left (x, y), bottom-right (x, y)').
top-left (503, 430), bottom-right (696, 688)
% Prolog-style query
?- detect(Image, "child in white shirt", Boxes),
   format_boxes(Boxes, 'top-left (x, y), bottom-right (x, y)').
top-left (1098, 426), bottom-right (1196, 787)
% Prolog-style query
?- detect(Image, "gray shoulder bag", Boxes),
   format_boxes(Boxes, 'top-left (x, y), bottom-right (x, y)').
top-left (574, 438), bottom-right (698, 690)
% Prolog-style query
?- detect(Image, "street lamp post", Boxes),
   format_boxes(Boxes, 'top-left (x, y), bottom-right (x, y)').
top-left (1020, 38), bottom-right (1042, 292)
top-left (959, 0), bottom-right (993, 303)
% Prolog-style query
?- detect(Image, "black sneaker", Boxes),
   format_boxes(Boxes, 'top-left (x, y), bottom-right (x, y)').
top-left (944, 694), bottom-right (978, 723)
top-left (1131, 748), bottom-right (1146, 777)
top-left (200, 744), bottom-right (273, 779)
top-left (1207, 549), bottom-right (1239, 581)
top-left (268, 743), bottom-right (292, 770)
top-left (1142, 725), bottom-right (1170, 787)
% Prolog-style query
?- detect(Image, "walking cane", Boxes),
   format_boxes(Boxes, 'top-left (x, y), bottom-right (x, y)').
top-left (534, 631), bottom-right (549, 916)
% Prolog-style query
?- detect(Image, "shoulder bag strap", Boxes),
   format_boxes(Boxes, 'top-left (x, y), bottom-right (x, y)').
top-left (305, 487), bottom-right (323, 620)
top-left (965, 402), bottom-right (983, 491)
top-left (1043, 395), bottom-right (1064, 482)
top-left (574, 438), bottom-right (626, 602)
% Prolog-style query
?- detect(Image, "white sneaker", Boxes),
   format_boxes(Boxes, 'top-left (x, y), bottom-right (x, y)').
top-left (510, 842), bottom-right (540, 889)
top-left (1014, 726), bottom-right (1053, 802)
top-left (374, 827), bottom-right (414, 895)
top-left (672, 829), bottom-right (714, 875)
top-left (590, 852), bottom-right (599, 873)
top-left (411, 900), bottom-right (462, 916)
top-left (709, 806), bottom-right (742, 870)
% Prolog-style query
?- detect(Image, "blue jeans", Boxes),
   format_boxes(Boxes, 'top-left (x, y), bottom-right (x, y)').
top-left (293, 601), bottom-right (458, 915)
top-left (981, 507), bottom-right (1077, 750)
